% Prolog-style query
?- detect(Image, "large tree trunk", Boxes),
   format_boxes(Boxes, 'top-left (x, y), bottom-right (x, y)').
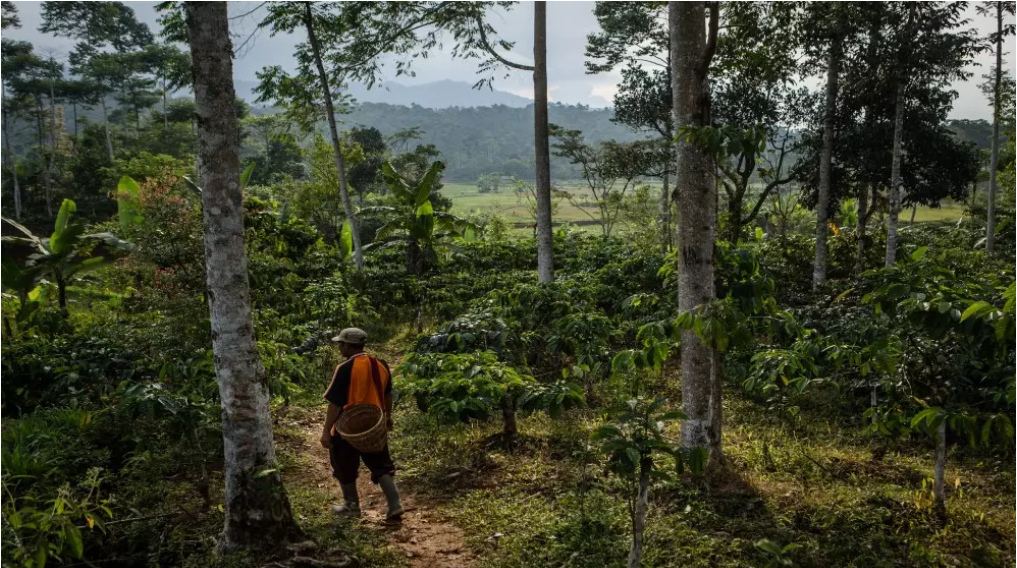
top-left (627, 457), bottom-right (651, 568)
top-left (986, 2), bottom-right (1003, 254)
top-left (813, 36), bottom-right (841, 289)
top-left (885, 84), bottom-right (904, 267)
top-left (533, 1), bottom-right (554, 283)
top-left (2, 92), bottom-right (22, 221)
top-left (933, 419), bottom-right (947, 515)
top-left (671, 1), bottom-right (717, 452)
top-left (303, 3), bottom-right (364, 270)
top-left (186, 2), bottom-right (300, 553)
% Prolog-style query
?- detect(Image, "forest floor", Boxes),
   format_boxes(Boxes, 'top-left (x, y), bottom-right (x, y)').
top-left (265, 341), bottom-right (1015, 568)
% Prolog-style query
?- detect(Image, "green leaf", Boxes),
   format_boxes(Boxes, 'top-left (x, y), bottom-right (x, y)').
top-left (65, 523), bottom-right (84, 558)
top-left (339, 221), bottom-right (353, 260)
top-left (910, 246), bottom-right (928, 261)
top-left (960, 301), bottom-right (991, 322)
top-left (240, 162), bottom-right (257, 190)
top-left (116, 176), bottom-right (144, 230)
top-left (50, 199), bottom-right (78, 253)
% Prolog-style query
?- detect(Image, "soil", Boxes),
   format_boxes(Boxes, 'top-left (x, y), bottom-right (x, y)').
top-left (295, 419), bottom-right (476, 568)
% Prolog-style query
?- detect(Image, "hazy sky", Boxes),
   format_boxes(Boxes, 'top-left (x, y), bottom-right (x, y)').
top-left (4, 1), bottom-right (1013, 120)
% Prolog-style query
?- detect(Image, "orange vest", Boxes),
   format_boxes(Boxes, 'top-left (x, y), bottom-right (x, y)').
top-left (343, 354), bottom-right (390, 410)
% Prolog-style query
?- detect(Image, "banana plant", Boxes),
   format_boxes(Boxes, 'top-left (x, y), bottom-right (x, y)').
top-left (2, 199), bottom-right (132, 315)
top-left (362, 160), bottom-right (476, 275)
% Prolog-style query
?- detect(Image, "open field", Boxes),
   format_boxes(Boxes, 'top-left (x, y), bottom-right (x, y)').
top-left (442, 181), bottom-right (970, 227)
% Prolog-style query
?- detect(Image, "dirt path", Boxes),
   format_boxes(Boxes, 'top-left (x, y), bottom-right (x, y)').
top-left (295, 419), bottom-right (476, 568)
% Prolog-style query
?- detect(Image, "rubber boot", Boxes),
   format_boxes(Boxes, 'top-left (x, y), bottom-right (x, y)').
top-left (378, 474), bottom-right (404, 521)
top-left (331, 482), bottom-right (360, 516)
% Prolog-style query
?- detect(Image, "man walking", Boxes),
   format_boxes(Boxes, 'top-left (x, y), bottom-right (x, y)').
top-left (320, 327), bottom-right (404, 520)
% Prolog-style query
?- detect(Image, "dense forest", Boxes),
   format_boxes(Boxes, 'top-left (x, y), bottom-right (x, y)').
top-left (1, 2), bottom-right (1015, 568)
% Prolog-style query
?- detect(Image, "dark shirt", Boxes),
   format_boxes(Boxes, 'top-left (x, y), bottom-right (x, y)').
top-left (323, 353), bottom-right (392, 408)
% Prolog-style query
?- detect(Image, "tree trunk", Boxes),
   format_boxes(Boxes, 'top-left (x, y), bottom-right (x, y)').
top-left (500, 395), bottom-right (518, 439)
top-left (406, 240), bottom-right (424, 276)
top-left (303, 3), bottom-right (364, 270)
top-left (100, 96), bottom-right (116, 169)
top-left (885, 84), bottom-right (904, 267)
top-left (933, 419), bottom-right (947, 515)
top-left (185, 2), bottom-right (300, 553)
top-left (813, 35), bottom-right (841, 290)
top-left (660, 170), bottom-right (671, 253)
top-left (46, 64), bottom-right (58, 218)
top-left (727, 194), bottom-right (742, 244)
top-left (1, 91), bottom-right (21, 221)
top-left (72, 101), bottom-right (79, 151)
top-left (533, 1), bottom-right (554, 284)
top-left (671, 1), bottom-right (717, 452)
top-left (986, 2), bottom-right (1003, 254)
top-left (627, 457), bottom-right (651, 568)
top-left (163, 75), bottom-right (170, 130)
top-left (854, 183), bottom-right (870, 275)
top-left (909, 203), bottom-right (917, 225)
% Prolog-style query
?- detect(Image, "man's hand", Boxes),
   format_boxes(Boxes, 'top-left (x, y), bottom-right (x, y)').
top-left (320, 432), bottom-right (332, 449)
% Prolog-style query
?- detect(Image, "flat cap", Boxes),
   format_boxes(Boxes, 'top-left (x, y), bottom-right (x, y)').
top-left (332, 327), bottom-right (367, 345)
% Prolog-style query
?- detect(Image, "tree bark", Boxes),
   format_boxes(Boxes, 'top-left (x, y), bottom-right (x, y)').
top-left (660, 170), bottom-right (671, 253)
top-left (885, 84), bottom-right (904, 267)
top-left (45, 61), bottom-right (58, 218)
top-left (533, 2), bottom-right (554, 283)
top-left (627, 457), bottom-right (651, 568)
top-left (933, 419), bottom-right (947, 515)
top-left (303, 3), bottom-right (364, 270)
top-left (2, 89), bottom-right (21, 220)
top-left (986, 2), bottom-right (1003, 254)
top-left (671, 1), bottom-right (718, 452)
top-left (813, 35), bottom-right (841, 289)
top-left (854, 183), bottom-right (872, 275)
top-left (185, 2), bottom-right (300, 553)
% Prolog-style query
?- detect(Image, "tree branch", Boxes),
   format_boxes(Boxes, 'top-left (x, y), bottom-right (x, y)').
top-left (698, 2), bottom-right (719, 78)
top-left (474, 15), bottom-right (534, 72)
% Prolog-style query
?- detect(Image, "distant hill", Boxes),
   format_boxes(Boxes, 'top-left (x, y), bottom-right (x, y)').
top-left (947, 119), bottom-right (993, 150)
top-left (234, 79), bottom-right (534, 109)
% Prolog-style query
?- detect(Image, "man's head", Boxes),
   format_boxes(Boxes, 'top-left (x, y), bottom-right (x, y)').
top-left (332, 327), bottom-right (367, 357)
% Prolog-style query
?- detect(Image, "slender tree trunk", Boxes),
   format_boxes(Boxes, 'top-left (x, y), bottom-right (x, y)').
top-left (46, 65), bottom-right (58, 217)
top-left (163, 75), bottom-right (170, 130)
top-left (814, 36), bottom-right (841, 289)
top-left (986, 3), bottom-right (1003, 254)
top-left (533, 1), bottom-right (554, 283)
top-left (886, 84), bottom-right (904, 267)
top-left (303, 4), bottom-right (363, 270)
top-left (933, 419), bottom-right (947, 515)
top-left (727, 194), bottom-right (742, 244)
top-left (185, 2), bottom-right (300, 552)
top-left (72, 101), bottom-right (79, 151)
top-left (854, 183), bottom-right (871, 275)
top-left (627, 457), bottom-right (651, 568)
top-left (2, 92), bottom-right (22, 221)
top-left (671, 1), bottom-right (717, 452)
top-left (909, 203), bottom-right (917, 225)
top-left (100, 96), bottom-right (116, 168)
top-left (660, 170), bottom-right (671, 252)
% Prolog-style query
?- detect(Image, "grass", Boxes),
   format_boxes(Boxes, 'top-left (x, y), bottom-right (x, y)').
top-left (376, 382), bottom-right (1015, 568)
top-left (441, 181), bottom-right (970, 228)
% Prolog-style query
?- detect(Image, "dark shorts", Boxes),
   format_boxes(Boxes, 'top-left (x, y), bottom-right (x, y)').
top-left (329, 433), bottom-right (396, 484)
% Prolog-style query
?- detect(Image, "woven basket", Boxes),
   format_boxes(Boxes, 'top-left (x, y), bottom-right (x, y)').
top-left (337, 404), bottom-right (387, 453)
